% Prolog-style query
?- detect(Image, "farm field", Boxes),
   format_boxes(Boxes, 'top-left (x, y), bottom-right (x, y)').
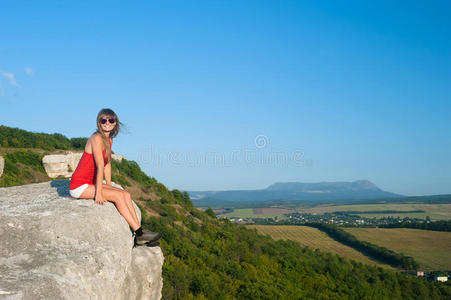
top-left (247, 225), bottom-right (393, 269)
top-left (344, 228), bottom-right (451, 271)
top-left (298, 203), bottom-right (451, 220)
top-left (219, 207), bottom-right (293, 219)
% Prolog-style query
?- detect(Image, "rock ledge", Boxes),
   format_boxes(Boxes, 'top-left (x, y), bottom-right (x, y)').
top-left (0, 180), bottom-right (163, 300)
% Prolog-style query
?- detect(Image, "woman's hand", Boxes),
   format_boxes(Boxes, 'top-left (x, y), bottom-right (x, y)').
top-left (95, 192), bottom-right (105, 205)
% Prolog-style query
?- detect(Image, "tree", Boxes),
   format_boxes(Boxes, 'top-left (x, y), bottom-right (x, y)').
top-left (205, 207), bottom-right (216, 218)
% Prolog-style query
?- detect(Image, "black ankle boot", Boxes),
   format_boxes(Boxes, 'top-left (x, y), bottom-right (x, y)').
top-left (135, 230), bottom-right (162, 246)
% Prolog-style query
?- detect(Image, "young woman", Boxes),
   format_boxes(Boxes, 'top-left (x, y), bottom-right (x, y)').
top-left (69, 108), bottom-right (161, 245)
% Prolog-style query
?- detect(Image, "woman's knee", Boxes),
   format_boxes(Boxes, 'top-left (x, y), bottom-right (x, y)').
top-left (122, 191), bottom-right (132, 203)
top-left (107, 190), bottom-right (125, 204)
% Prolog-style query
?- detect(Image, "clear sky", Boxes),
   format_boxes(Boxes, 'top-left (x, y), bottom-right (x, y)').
top-left (1, 1), bottom-right (450, 196)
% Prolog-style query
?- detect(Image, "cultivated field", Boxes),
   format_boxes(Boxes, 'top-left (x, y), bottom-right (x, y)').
top-left (219, 208), bottom-right (293, 219)
top-left (247, 225), bottom-right (393, 269)
top-left (298, 203), bottom-right (451, 220)
top-left (344, 228), bottom-right (451, 271)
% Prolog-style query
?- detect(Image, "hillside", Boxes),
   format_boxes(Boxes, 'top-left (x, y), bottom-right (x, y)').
top-left (1, 125), bottom-right (450, 299)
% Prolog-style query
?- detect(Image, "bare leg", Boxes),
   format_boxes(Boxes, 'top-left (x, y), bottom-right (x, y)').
top-left (102, 185), bottom-right (140, 226)
top-left (78, 184), bottom-right (140, 231)
top-left (123, 191), bottom-right (140, 226)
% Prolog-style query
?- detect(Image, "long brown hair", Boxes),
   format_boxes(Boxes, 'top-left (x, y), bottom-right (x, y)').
top-left (93, 108), bottom-right (123, 162)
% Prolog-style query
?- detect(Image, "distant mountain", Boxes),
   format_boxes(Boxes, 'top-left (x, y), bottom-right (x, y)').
top-left (188, 180), bottom-right (404, 207)
top-left (266, 180), bottom-right (380, 192)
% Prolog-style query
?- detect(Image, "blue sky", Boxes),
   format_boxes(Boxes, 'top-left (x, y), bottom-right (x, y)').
top-left (1, 1), bottom-right (450, 196)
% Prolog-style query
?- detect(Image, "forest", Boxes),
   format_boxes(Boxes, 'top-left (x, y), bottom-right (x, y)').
top-left (378, 219), bottom-right (451, 232)
top-left (0, 125), bottom-right (87, 150)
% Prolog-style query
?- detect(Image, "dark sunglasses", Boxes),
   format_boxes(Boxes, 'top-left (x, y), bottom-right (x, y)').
top-left (100, 118), bottom-right (116, 124)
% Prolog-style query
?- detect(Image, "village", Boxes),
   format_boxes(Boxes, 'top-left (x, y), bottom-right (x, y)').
top-left (229, 211), bottom-right (432, 227)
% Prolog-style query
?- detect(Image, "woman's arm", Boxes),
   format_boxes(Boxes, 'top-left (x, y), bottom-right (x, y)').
top-left (104, 162), bottom-right (112, 185)
top-left (92, 134), bottom-right (106, 205)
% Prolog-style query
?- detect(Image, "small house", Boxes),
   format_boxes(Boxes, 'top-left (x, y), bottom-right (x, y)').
top-left (434, 276), bottom-right (448, 283)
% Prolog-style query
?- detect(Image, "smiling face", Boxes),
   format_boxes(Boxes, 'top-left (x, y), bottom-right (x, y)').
top-left (99, 115), bottom-right (116, 133)
top-left (95, 108), bottom-right (121, 139)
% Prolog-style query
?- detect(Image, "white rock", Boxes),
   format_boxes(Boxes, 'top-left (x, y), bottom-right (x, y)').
top-left (42, 152), bottom-right (83, 178)
top-left (0, 180), bottom-right (163, 300)
top-left (111, 154), bottom-right (125, 162)
top-left (42, 152), bottom-right (126, 178)
top-left (0, 155), bottom-right (4, 178)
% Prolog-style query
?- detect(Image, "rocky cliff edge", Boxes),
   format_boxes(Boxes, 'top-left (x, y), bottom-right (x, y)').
top-left (0, 180), bottom-right (163, 299)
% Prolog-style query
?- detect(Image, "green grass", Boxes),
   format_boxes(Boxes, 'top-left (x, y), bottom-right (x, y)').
top-left (0, 149), bottom-right (49, 187)
top-left (344, 227), bottom-right (451, 271)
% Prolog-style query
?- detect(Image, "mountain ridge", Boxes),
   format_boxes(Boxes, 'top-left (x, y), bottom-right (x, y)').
top-left (266, 179), bottom-right (381, 192)
top-left (188, 180), bottom-right (403, 206)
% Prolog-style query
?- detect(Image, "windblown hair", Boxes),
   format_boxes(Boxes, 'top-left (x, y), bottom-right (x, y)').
top-left (93, 108), bottom-right (123, 163)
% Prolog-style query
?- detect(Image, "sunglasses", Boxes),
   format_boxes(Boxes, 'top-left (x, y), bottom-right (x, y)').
top-left (100, 118), bottom-right (116, 124)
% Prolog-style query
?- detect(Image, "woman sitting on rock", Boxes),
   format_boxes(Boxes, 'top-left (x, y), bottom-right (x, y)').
top-left (69, 108), bottom-right (161, 246)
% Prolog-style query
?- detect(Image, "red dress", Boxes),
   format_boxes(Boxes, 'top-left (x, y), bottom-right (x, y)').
top-left (69, 138), bottom-right (112, 190)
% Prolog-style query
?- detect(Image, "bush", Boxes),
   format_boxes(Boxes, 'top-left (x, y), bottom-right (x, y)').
top-left (0, 150), bottom-right (47, 187)
top-left (205, 207), bottom-right (216, 218)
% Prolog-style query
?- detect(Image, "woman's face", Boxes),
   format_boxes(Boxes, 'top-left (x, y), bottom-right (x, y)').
top-left (99, 115), bottom-right (116, 132)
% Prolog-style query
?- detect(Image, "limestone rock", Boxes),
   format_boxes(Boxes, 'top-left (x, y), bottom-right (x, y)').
top-left (42, 152), bottom-right (83, 178)
top-left (111, 154), bottom-right (125, 162)
top-left (122, 247), bottom-right (164, 300)
top-left (0, 180), bottom-right (163, 299)
top-left (0, 155), bottom-right (4, 178)
top-left (42, 152), bottom-right (126, 178)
